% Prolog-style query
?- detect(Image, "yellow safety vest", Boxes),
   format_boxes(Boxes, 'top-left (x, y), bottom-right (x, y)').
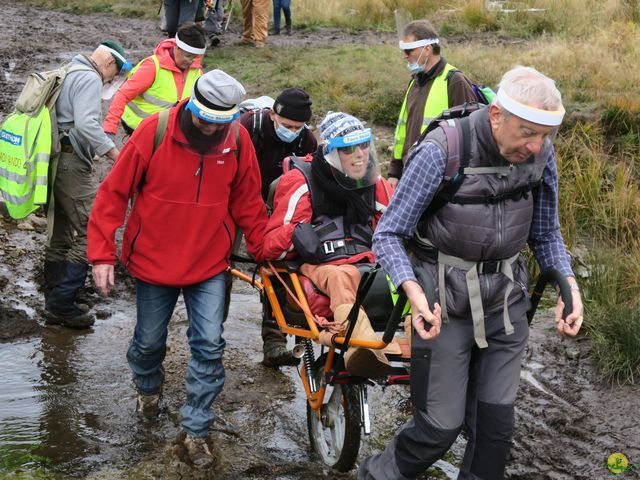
top-left (392, 63), bottom-right (457, 161)
top-left (122, 55), bottom-right (200, 130)
top-left (0, 107), bottom-right (51, 218)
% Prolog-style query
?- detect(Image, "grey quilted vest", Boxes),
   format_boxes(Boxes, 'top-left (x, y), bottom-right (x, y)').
top-left (410, 107), bottom-right (547, 347)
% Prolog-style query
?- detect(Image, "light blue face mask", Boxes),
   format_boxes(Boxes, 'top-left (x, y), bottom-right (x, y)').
top-left (275, 122), bottom-right (303, 143)
top-left (407, 62), bottom-right (424, 75)
top-left (406, 46), bottom-right (427, 76)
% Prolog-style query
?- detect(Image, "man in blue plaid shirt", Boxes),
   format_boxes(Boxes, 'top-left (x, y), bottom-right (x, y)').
top-left (359, 66), bottom-right (584, 480)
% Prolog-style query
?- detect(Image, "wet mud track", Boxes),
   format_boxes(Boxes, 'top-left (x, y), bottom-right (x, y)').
top-left (1, 1), bottom-right (640, 478)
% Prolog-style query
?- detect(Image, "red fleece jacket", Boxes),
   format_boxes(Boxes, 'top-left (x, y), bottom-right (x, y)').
top-left (88, 101), bottom-right (267, 287)
top-left (103, 38), bottom-right (203, 134)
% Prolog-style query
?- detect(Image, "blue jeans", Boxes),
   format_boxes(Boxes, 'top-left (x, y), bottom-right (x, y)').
top-left (127, 273), bottom-right (227, 437)
top-left (272, 0), bottom-right (291, 31)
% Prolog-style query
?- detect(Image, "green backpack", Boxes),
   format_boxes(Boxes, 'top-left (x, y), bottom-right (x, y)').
top-left (0, 64), bottom-right (91, 219)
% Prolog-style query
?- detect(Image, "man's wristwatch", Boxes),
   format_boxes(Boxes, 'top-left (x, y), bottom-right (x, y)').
top-left (568, 283), bottom-right (580, 292)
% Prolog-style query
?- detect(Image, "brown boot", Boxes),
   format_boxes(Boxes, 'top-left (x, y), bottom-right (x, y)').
top-left (326, 304), bottom-right (393, 379)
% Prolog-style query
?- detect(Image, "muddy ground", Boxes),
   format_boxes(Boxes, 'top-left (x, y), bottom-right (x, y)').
top-left (1, 2), bottom-right (639, 479)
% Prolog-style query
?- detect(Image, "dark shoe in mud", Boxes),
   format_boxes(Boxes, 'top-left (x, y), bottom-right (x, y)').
top-left (262, 344), bottom-right (301, 368)
top-left (136, 392), bottom-right (161, 419)
top-left (44, 306), bottom-right (95, 329)
top-left (183, 433), bottom-right (216, 467)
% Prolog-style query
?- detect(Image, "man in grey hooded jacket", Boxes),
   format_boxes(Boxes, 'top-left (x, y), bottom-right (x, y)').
top-left (44, 41), bottom-right (129, 329)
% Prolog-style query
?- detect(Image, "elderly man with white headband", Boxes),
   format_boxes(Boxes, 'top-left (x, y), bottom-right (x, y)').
top-left (388, 18), bottom-right (477, 189)
top-left (104, 23), bottom-right (207, 137)
top-left (88, 69), bottom-right (267, 466)
top-left (359, 65), bottom-right (583, 480)
top-left (42, 40), bottom-right (129, 329)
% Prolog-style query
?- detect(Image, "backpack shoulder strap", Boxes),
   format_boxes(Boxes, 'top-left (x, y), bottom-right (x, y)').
top-left (153, 109), bottom-right (170, 155)
top-left (251, 109), bottom-right (265, 152)
top-left (422, 116), bottom-right (471, 216)
top-left (445, 68), bottom-right (460, 83)
top-left (289, 155), bottom-right (322, 209)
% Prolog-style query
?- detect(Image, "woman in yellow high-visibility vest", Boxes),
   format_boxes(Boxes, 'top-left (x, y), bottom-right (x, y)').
top-left (104, 23), bottom-right (206, 136)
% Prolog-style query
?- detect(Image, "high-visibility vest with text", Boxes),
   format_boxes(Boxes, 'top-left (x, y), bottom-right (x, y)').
top-left (0, 107), bottom-right (51, 218)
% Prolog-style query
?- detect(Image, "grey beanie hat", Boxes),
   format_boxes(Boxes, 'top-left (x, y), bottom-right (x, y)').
top-left (191, 69), bottom-right (246, 111)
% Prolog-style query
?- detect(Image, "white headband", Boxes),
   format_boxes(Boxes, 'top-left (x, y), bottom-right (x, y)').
top-left (496, 88), bottom-right (565, 126)
top-left (175, 34), bottom-right (206, 55)
top-left (98, 45), bottom-right (126, 63)
top-left (398, 38), bottom-right (439, 50)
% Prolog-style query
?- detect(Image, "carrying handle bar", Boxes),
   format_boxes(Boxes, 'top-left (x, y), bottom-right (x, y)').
top-left (527, 268), bottom-right (573, 325)
top-left (381, 266), bottom-right (438, 343)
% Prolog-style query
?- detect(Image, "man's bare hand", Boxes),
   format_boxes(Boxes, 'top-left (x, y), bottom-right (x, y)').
top-left (404, 280), bottom-right (442, 340)
top-left (555, 279), bottom-right (583, 337)
top-left (92, 264), bottom-right (115, 296)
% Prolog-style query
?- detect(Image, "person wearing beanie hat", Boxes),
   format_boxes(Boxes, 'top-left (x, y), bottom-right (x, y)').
top-left (273, 88), bottom-right (312, 122)
top-left (262, 111), bottom-right (401, 378)
top-left (240, 87), bottom-right (315, 200)
top-left (41, 42), bottom-right (125, 329)
top-left (238, 87), bottom-right (316, 368)
top-left (88, 68), bottom-right (267, 465)
top-left (104, 23), bottom-right (207, 136)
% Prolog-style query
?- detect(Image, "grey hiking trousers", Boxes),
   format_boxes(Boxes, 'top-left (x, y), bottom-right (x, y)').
top-left (358, 298), bottom-right (529, 480)
top-left (45, 149), bottom-right (96, 265)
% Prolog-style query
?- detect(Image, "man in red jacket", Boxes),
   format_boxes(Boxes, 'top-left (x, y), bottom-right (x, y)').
top-left (87, 69), bottom-right (267, 466)
top-left (263, 112), bottom-right (400, 378)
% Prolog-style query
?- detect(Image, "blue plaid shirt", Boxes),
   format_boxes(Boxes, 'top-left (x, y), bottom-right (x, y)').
top-left (373, 141), bottom-right (574, 288)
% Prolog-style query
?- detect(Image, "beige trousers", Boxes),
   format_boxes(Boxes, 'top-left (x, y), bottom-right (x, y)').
top-left (240, 0), bottom-right (269, 44)
top-left (300, 263), bottom-right (361, 313)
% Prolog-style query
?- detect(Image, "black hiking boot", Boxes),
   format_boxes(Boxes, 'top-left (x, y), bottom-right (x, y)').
top-left (45, 261), bottom-right (95, 329)
top-left (285, 18), bottom-right (292, 35)
top-left (262, 344), bottom-right (300, 368)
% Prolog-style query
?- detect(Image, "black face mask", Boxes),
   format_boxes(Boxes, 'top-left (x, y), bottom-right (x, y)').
top-left (179, 107), bottom-right (229, 155)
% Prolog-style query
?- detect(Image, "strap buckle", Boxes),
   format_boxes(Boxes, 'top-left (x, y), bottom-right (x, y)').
top-left (477, 260), bottom-right (502, 274)
top-left (323, 241), bottom-right (335, 254)
top-left (323, 240), bottom-right (346, 255)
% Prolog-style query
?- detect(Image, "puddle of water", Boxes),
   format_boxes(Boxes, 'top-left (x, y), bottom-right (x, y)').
top-left (0, 296), bottom-right (140, 476)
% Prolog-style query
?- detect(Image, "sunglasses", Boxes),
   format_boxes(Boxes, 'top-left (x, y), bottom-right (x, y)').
top-left (402, 48), bottom-right (415, 55)
top-left (338, 141), bottom-right (370, 154)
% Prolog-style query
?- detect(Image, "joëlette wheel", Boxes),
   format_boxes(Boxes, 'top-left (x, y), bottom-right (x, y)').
top-left (306, 354), bottom-right (361, 472)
